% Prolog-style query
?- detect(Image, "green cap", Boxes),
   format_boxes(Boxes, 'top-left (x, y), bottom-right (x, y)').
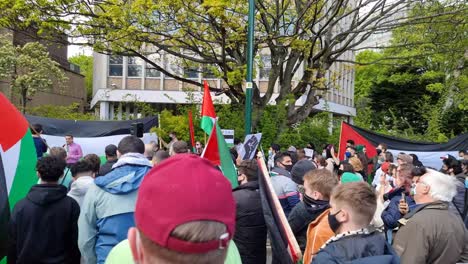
top-left (356, 144), bottom-right (364, 153)
top-left (341, 172), bottom-right (362, 184)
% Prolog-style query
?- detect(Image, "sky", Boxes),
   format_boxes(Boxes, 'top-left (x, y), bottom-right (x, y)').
top-left (68, 44), bottom-right (92, 58)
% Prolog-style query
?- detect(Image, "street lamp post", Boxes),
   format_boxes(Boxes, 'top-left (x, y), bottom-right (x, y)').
top-left (244, 0), bottom-right (255, 136)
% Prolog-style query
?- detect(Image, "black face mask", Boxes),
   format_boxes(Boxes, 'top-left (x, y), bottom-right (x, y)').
top-left (327, 210), bottom-right (342, 234)
top-left (303, 194), bottom-right (329, 208)
top-left (376, 149), bottom-right (382, 155)
top-left (281, 163), bottom-right (293, 172)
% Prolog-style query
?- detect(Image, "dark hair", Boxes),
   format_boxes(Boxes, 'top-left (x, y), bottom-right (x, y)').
top-left (118, 136), bottom-right (145, 154)
top-left (346, 139), bottom-right (355, 146)
top-left (378, 143), bottom-right (388, 151)
top-left (346, 146), bottom-right (356, 152)
top-left (307, 142), bottom-right (316, 150)
top-left (323, 144), bottom-right (333, 159)
top-left (459, 150), bottom-right (466, 155)
top-left (36, 156), bottom-right (66, 182)
top-left (172, 141), bottom-right (189, 154)
top-left (274, 152), bottom-right (291, 165)
top-left (443, 158), bottom-right (463, 175)
top-left (65, 134), bottom-right (73, 138)
top-left (71, 160), bottom-right (93, 177)
top-left (154, 150), bottom-right (170, 163)
top-left (341, 163), bottom-right (355, 173)
top-left (169, 131), bottom-right (177, 137)
top-left (409, 154), bottom-right (424, 167)
top-left (384, 151), bottom-right (394, 162)
top-left (411, 166), bottom-right (427, 177)
top-left (84, 154), bottom-right (101, 173)
top-left (234, 138), bottom-right (241, 145)
top-left (229, 147), bottom-right (238, 164)
top-left (105, 144), bottom-right (118, 157)
top-left (238, 160), bottom-right (258, 182)
top-left (271, 143), bottom-right (280, 152)
top-left (31, 124), bottom-right (43, 134)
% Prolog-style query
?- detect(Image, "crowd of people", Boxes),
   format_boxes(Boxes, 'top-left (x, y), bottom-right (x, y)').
top-left (5, 125), bottom-right (468, 264)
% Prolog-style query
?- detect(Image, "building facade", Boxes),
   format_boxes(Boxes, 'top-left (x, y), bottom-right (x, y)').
top-left (0, 28), bottom-right (86, 111)
top-left (91, 51), bottom-right (356, 122)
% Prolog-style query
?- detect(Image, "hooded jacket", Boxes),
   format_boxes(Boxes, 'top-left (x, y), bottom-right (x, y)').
top-left (450, 173), bottom-right (467, 221)
top-left (270, 168), bottom-right (299, 217)
top-left (312, 230), bottom-right (399, 264)
top-left (78, 153), bottom-right (152, 264)
top-left (288, 199), bottom-right (329, 252)
top-left (393, 201), bottom-right (468, 264)
top-left (68, 176), bottom-right (94, 207)
top-left (232, 181), bottom-right (267, 264)
top-left (8, 184), bottom-right (80, 264)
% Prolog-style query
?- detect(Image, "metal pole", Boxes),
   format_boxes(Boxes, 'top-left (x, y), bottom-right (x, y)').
top-left (244, 0), bottom-right (255, 136)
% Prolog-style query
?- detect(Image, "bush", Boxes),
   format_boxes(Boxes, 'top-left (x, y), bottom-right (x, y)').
top-left (27, 104), bottom-right (96, 120)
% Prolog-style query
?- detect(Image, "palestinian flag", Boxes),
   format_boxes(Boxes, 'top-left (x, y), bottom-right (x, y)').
top-left (200, 80), bottom-right (238, 188)
top-left (339, 122), bottom-right (468, 169)
top-left (0, 93), bottom-right (38, 261)
top-left (25, 115), bottom-right (159, 157)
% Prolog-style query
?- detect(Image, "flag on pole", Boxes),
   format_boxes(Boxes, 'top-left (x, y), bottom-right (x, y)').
top-left (0, 93), bottom-right (38, 261)
top-left (200, 80), bottom-right (238, 188)
top-left (201, 120), bottom-right (220, 166)
top-left (188, 110), bottom-right (196, 153)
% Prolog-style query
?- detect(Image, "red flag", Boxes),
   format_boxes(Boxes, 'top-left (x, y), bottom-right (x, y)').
top-left (188, 110), bottom-right (196, 152)
top-left (201, 120), bottom-right (220, 166)
top-left (338, 121), bottom-right (377, 161)
top-left (201, 80), bottom-right (216, 120)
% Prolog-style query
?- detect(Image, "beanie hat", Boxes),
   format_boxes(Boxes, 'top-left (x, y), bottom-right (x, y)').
top-left (341, 172), bottom-right (362, 184)
top-left (291, 159), bottom-right (316, 185)
top-left (135, 154), bottom-right (236, 254)
top-left (356, 145), bottom-right (364, 153)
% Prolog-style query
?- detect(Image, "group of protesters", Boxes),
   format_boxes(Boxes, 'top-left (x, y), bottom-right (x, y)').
top-left (5, 125), bottom-right (468, 264)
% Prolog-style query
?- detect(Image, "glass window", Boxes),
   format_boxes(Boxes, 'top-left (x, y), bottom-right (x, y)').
top-left (108, 55), bottom-right (123, 76)
top-left (145, 53), bottom-right (161, 78)
top-left (203, 67), bottom-right (218, 79)
top-left (127, 57), bottom-right (143, 77)
top-left (259, 55), bottom-right (271, 79)
top-left (184, 67), bottom-right (199, 79)
top-left (146, 68), bottom-right (161, 77)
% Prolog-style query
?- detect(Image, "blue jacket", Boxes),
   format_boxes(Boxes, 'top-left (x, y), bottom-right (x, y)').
top-left (381, 187), bottom-right (415, 230)
top-left (78, 153), bottom-right (152, 264)
top-left (312, 231), bottom-right (400, 264)
top-left (270, 168), bottom-right (299, 217)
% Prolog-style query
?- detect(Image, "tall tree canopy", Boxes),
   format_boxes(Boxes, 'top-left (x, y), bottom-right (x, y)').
top-left (0, 0), bottom-right (465, 128)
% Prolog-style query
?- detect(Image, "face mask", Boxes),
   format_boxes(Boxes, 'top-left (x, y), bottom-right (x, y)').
top-left (376, 149), bottom-right (382, 155)
top-left (465, 178), bottom-right (468, 189)
top-left (283, 164), bottom-right (293, 172)
top-left (327, 210), bottom-right (342, 234)
top-left (303, 193), bottom-right (328, 208)
top-left (411, 183), bottom-right (417, 196)
top-left (322, 152), bottom-right (327, 158)
top-left (268, 150), bottom-right (273, 156)
top-left (345, 151), bottom-right (351, 158)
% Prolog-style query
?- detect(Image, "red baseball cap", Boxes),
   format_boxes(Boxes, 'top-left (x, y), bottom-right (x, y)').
top-left (381, 162), bottom-right (390, 174)
top-left (135, 154), bottom-right (236, 254)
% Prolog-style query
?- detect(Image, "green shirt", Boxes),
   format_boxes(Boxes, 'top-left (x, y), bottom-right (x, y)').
top-left (105, 239), bottom-right (242, 264)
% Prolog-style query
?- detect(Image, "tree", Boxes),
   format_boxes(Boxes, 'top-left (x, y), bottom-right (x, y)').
top-left (354, 1), bottom-right (467, 141)
top-left (69, 55), bottom-right (93, 102)
top-left (0, 35), bottom-right (67, 112)
top-left (1, 0), bottom-right (464, 129)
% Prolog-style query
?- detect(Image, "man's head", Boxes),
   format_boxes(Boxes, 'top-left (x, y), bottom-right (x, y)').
top-left (118, 136), bottom-right (145, 156)
top-left (153, 150), bottom-right (170, 166)
top-left (49, 147), bottom-right (67, 161)
top-left (377, 143), bottom-right (387, 152)
top-left (105, 144), bottom-right (118, 160)
top-left (65, 134), bottom-right (74, 145)
top-left (31, 124), bottom-right (43, 135)
top-left (296, 148), bottom-right (306, 160)
top-left (413, 169), bottom-right (458, 204)
top-left (36, 156), bottom-right (66, 183)
top-left (171, 141), bottom-right (189, 155)
top-left (71, 160), bottom-right (93, 178)
top-left (395, 163), bottom-right (414, 193)
top-left (338, 162), bottom-right (354, 177)
top-left (328, 182), bottom-right (376, 234)
top-left (128, 154), bottom-right (235, 264)
top-left (384, 151), bottom-right (394, 162)
top-left (237, 160), bottom-right (258, 185)
top-left (442, 158), bottom-right (462, 176)
top-left (345, 146), bottom-right (356, 158)
top-left (397, 153), bottom-right (413, 165)
top-left (270, 143), bottom-right (280, 154)
top-left (274, 152), bottom-right (293, 171)
top-left (459, 150), bottom-right (466, 160)
top-left (144, 144), bottom-right (155, 160)
top-left (346, 140), bottom-right (355, 147)
top-left (83, 154), bottom-right (101, 174)
top-left (303, 169), bottom-right (338, 201)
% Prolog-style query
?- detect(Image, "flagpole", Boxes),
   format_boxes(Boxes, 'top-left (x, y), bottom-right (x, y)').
top-left (244, 0), bottom-right (255, 136)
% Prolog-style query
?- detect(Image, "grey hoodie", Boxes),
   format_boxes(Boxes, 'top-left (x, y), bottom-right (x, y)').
top-left (68, 176), bottom-right (94, 207)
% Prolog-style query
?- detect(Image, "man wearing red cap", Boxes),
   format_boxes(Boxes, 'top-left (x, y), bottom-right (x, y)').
top-left (124, 154), bottom-right (239, 263)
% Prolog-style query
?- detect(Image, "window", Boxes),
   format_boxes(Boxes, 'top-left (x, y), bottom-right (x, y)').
top-left (127, 57), bottom-right (143, 77)
top-left (109, 55), bottom-right (123, 76)
top-left (184, 66), bottom-right (199, 79)
top-left (202, 66), bottom-right (218, 79)
top-left (146, 53), bottom-right (161, 78)
top-left (259, 55), bottom-right (271, 79)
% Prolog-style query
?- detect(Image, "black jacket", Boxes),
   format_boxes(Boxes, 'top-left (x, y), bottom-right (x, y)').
top-left (98, 159), bottom-right (117, 176)
top-left (312, 231), bottom-right (400, 264)
top-left (8, 184), bottom-right (81, 264)
top-left (288, 200), bottom-right (329, 251)
top-left (232, 181), bottom-right (267, 264)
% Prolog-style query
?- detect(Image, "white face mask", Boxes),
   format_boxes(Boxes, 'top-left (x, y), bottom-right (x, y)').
top-left (411, 183), bottom-right (417, 196)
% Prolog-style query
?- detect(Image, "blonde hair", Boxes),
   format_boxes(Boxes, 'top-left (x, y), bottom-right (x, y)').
top-left (349, 157), bottom-right (363, 172)
top-left (303, 169), bottom-right (338, 200)
top-left (331, 182), bottom-right (376, 226)
top-left (140, 221), bottom-right (228, 264)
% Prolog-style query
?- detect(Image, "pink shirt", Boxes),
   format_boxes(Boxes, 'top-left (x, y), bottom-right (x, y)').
top-left (65, 142), bottom-right (83, 164)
